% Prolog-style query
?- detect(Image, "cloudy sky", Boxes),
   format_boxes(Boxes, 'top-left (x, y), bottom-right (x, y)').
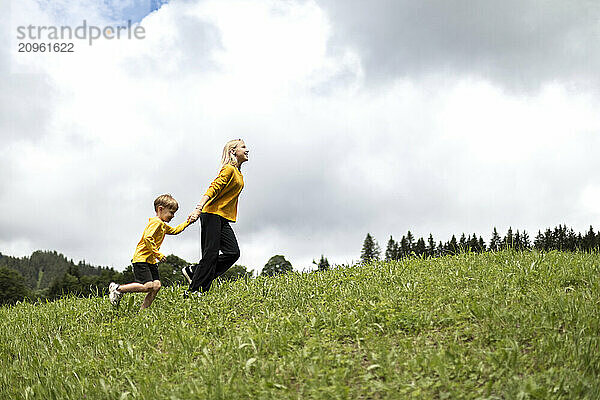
top-left (2, 0), bottom-right (600, 273)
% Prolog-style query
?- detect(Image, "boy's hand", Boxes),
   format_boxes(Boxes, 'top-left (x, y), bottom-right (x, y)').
top-left (187, 211), bottom-right (200, 223)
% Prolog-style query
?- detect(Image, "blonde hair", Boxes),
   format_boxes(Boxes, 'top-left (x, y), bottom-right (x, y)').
top-left (154, 194), bottom-right (179, 212)
top-left (220, 139), bottom-right (244, 168)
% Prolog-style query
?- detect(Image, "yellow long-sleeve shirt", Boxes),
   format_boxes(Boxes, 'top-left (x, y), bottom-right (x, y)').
top-left (132, 216), bottom-right (191, 264)
top-left (203, 164), bottom-right (244, 222)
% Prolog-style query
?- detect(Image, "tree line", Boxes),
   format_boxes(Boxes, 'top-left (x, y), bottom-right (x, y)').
top-left (2, 223), bottom-right (596, 306)
top-left (0, 251), bottom-right (254, 305)
top-left (361, 224), bottom-right (600, 263)
top-left (0, 250), bottom-right (297, 305)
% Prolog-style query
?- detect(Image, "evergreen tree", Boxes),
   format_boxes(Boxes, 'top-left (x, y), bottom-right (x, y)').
top-left (534, 230), bottom-right (544, 250)
top-left (312, 255), bottom-right (330, 271)
top-left (414, 238), bottom-right (426, 257)
top-left (360, 233), bottom-right (381, 264)
top-left (459, 234), bottom-right (467, 251)
top-left (405, 231), bottom-right (415, 253)
top-left (566, 227), bottom-right (577, 251)
top-left (399, 236), bottom-right (410, 259)
top-left (553, 225), bottom-right (567, 250)
top-left (478, 236), bottom-right (486, 252)
top-left (583, 226), bottom-right (597, 250)
top-left (521, 231), bottom-right (531, 249)
top-left (489, 228), bottom-right (501, 251)
top-left (385, 236), bottom-right (398, 261)
top-left (503, 227), bottom-right (514, 249)
top-left (448, 235), bottom-right (458, 254)
top-left (426, 234), bottom-right (436, 257)
top-left (514, 230), bottom-right (522, 250)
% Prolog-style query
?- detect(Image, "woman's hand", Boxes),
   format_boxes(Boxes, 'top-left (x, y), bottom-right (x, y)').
top-left (187, 211), bottom-right (200, 223)
top-left (187, 195), bottom-right (210, 223)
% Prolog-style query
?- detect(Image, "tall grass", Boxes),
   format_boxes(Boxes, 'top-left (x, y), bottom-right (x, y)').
top-left (0, 250), bottom-right (599, 399)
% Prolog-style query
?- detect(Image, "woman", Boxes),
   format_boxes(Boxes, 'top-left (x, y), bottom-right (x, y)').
top-left (185, 139), bottom-right (249, 294)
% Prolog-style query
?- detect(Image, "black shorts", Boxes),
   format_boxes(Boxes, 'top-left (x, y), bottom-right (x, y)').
top-left (133, 262), bottom-right (160, 284)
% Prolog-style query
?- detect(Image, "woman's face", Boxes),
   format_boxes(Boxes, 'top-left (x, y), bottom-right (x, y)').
top-left (233, 141), bottom-right (249, 165)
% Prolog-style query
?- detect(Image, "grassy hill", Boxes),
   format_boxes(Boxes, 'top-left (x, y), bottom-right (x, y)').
top-left (1, 251), bottom-right (599, 399)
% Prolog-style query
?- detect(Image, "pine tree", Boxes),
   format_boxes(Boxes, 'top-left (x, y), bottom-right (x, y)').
top-left (360, 233), bottom-right (381, 264)
top-left (385, 236), bottom-right (398, 261)
top-left (567, 228), bottom-right (577, 251)
top-left (534, 230), bottom-right (544, 250)
top-left (468, 233), bottom-right (479, 252)
top-left (415, 238), bottom-right (426, 257)
top-left (426, 234), bottom-right (436, 257)
top-left (583, 226), bottom-right (596, 250)
top-left (503, 227), bottom-right (514, 249)
top-left (490, 228), bottom-right (501, 251)
top-left (448, 235), bottom-right (458, 254)
top-left (514, 230), bottom-right (522, 250)
top-left (406, 231), bottom-right (415, 254)
top-left (459, 234), bottom-right (467, 251)
top-left (312, 255), bottom-right (330, 271)
top-left (521, 231), bottom-right (531, 249)
top-left (478, 236), bottom-right (486, 252)
top-left (400, 236), bottom-right (410, 259)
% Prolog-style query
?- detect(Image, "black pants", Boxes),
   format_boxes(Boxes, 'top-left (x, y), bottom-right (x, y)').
top-left (189, 213), bottom-right (240, 292)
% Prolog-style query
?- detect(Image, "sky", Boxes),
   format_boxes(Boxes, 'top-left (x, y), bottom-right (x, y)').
top-left (2, 0), bottom-right (600, 273)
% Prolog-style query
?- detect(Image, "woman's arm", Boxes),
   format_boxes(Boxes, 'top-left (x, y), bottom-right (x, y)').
top-left (188, 195), bottom-right (210, 222)
top-left (188, 165), bottom-right (234, 222)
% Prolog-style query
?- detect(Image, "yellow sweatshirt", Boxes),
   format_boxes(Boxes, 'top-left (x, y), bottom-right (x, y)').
top-left (203, 164), bottom-right (244, 222)
top-left (132, 216), bottom-right (190, 264)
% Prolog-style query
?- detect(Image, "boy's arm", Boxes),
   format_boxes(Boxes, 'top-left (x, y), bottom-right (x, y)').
top-left (144, 219), bottom-right (166, 261)
top-left (164, 220), bottom-right (192, 235)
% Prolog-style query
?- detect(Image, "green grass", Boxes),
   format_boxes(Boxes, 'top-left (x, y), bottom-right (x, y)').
top-left (1, 250), bottom-right (599, 399)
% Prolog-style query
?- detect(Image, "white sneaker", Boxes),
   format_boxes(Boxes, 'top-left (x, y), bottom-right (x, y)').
top-left (182, 266), bottom-right (193, 284)
top-left (108, 282), bottom-right (123, 306)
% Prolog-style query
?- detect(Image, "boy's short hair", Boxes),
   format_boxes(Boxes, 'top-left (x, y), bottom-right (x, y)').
top-left (154, 194), bottom-right (179, 212)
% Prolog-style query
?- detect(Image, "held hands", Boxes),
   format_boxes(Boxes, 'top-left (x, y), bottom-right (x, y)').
top-left (187, 211), bottom-right (201, 223)
top-left (188, 197), bottom-right (209, 223)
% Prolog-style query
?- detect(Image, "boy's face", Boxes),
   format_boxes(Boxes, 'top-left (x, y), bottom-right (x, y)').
top-left (157, 206), bottom-right (176, 223)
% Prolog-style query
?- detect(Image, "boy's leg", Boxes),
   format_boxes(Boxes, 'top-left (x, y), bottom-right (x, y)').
top-left (110, 280), bottom-right (154, 307)
top-left (118, 282), bottom-right (152, 293)
top-left (118, 262), bottom-right (156, 293)
top-left (189, 213), bottom-right (221, 293)
top-left (141, 280), bottom-right (161, 309)
top-left (214, 219), bottom-right (240, 279)
top-left (140, 264), bottom-right (161, 309)
top-left (111, 263), bottom-right (158, 308)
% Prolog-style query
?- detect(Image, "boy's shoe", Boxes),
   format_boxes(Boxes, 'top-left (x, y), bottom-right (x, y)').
top-left (181, 266), bottom-right (194, 284)
top-left (108, 282), bottom-right (123, 306)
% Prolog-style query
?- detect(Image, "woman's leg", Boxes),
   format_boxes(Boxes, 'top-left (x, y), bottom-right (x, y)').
top-left (214, 218), bottom-right (240, 278)
top-left (189, 213), bottom-right (222, 292)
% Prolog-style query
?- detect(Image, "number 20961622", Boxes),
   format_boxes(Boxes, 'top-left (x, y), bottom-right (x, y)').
top-left (18, 42), bottom-right (74, 52)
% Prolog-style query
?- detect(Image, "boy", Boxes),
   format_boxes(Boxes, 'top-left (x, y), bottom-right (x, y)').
top-left (109, 194), bottom-right (191, 309)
